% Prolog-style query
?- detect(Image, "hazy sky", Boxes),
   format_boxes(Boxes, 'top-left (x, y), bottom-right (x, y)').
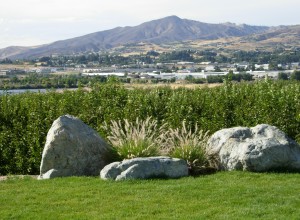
top-left (0, 0), bottom-right (299, 49)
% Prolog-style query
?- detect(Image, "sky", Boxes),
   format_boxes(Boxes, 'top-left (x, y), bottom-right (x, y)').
top-left (0, 0), bottom-right (299, 49)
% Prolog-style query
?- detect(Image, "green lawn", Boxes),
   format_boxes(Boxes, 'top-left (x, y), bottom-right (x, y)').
top-left (1, 172), bottom-right (300, 219)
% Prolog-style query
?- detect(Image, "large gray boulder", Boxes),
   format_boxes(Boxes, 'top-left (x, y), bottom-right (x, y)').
top-left (38, 115), bottom-right (113, 179)
top-left (100, 156), bottom-right (189, 180)
top-left (207, 124), bottom-right (300, 172)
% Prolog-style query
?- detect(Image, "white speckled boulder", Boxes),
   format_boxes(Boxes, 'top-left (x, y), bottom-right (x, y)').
top-left (100, 156), bottom-right (189, 180)
top-left (38, 115), bottom-right (113, 179)
top-left (207, 124), bottom-right (300, 172)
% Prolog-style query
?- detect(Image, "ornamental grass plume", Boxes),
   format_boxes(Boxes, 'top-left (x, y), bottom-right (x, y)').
top-left (162, 120), bottom-right (216, 174)
top-left (102, 117), bottom-right (166, 159)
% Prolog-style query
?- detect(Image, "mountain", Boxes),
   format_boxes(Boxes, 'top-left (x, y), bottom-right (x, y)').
top-left (0, 46), bottom-right (35, 59)
top-left (0, 16), bottom-right (271, 59)
top-left (244, 25), bottom-right (300, 43)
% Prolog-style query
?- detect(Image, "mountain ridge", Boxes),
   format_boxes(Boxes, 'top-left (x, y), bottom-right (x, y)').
top-left (0, 15), bottom-right (286, 59)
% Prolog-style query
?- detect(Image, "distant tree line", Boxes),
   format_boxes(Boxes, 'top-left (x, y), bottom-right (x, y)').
top-left (0, 73), bottom-right (108, 89)
top-left (278, 71), bottom-right (300, 80)
top-left (1, 49), bottom-right (300, 67)
top-left (186, 72), bottom-right (254, 84)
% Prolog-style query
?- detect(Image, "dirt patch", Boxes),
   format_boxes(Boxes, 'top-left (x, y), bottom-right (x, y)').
top-left (125, 83), bottom-right (222, 90)
top-left (0, 175), bottom-right (38, 181)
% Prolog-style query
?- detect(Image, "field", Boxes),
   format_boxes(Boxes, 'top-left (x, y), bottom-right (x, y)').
top-left (124, 82), bottom-right (222, 90)
top-left (1, 172), bottom-right (300, 219)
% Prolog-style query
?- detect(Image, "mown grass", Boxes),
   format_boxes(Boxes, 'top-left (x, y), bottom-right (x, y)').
top-left (1, 172), bottom-right (300, 219)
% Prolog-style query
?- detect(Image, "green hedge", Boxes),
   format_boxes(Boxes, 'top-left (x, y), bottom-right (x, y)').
top-left (1, 80), bottom-right (300, 175)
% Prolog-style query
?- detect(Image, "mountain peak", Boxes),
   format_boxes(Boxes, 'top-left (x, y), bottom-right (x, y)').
top-left (163, 15), bottom-right (182, 20)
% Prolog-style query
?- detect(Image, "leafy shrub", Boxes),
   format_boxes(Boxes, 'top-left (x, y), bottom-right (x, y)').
top-left (1, 81), bottom-right (300, 175)
top-left (102, 117), bottom-right (166, 159)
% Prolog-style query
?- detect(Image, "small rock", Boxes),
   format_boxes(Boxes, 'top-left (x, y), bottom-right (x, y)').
top-left (100, 156), bottom-right (189, 180)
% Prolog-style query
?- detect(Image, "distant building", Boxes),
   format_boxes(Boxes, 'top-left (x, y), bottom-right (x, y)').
top-left (200, 62), bottom-right (211, 65)
top-left (262, 64), bottom-right (269, 70)
top-left (82, 72), bottom-right (125, 77)
top-left (205, 66), bottom-right (215, 71)
top-left (255, 64), bottom-right (269, 70)
top-left (36, 68), bottom-right (51, 74)
top-left (235, 62), bottom-right (249, 70)
top-left (177, 70), bottom-right (191, 73)
top-left (291, 62), bottom-right (299, 69)
top-left (177, 62), bottom-right (194, 65)
top-left (83, 69), bottom-right (102, 73)
top-left (0, 70), bottom-right (7, 76)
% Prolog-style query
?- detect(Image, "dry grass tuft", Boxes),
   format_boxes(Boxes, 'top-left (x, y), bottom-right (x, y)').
top-left (102, 117), bottom-right (166, 159)
top-left (103, 117), bottom-right (218, 175)
top-left (162, 121), bottom-right (218, 175)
